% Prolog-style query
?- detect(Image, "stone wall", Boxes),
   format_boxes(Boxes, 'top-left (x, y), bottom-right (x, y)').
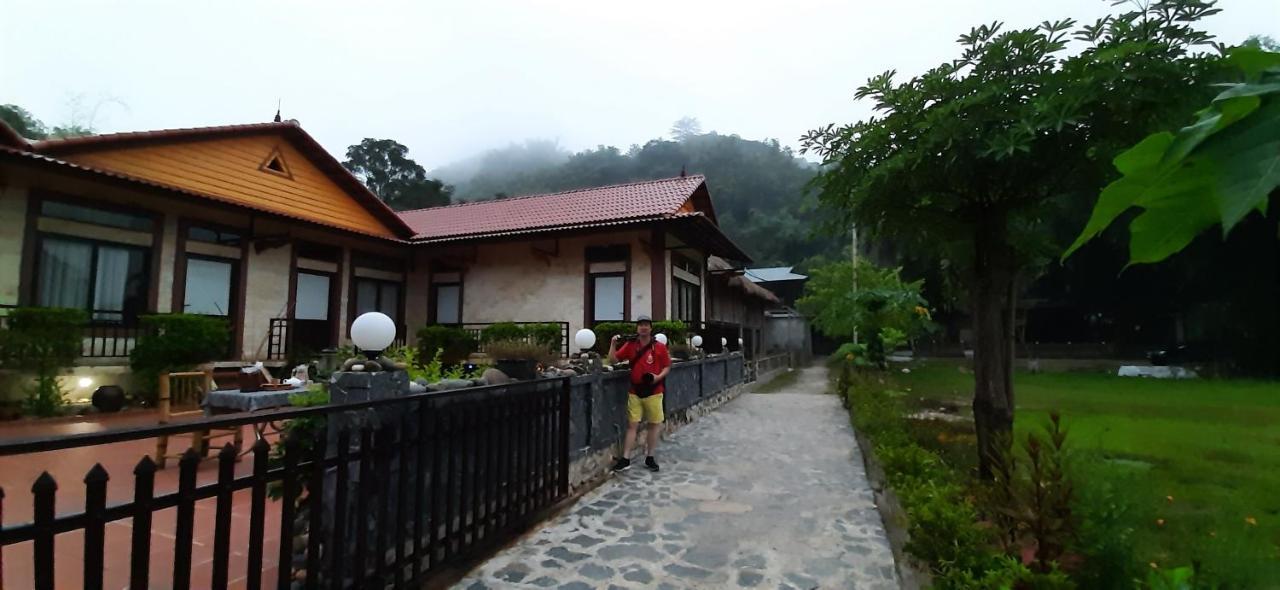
top-left (566, 353), bottom-right (746, 490)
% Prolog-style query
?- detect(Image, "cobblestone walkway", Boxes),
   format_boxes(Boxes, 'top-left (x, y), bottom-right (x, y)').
top-left (454, 366), bottom-right (898, 589)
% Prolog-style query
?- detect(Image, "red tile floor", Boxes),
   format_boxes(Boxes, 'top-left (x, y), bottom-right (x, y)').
top-left (1, 413), bottom-right (285, 589)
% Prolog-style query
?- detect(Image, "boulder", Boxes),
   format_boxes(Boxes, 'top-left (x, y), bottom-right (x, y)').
top-left (431, 378), bottom-right (474, 391)
top-left (481, 368), bottom-right (511, 386)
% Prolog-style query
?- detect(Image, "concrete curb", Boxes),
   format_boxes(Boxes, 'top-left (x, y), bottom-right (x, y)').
top-left (852, 427), bottom-right (933, 589)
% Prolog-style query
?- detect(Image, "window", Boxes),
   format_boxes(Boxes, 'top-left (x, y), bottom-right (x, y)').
top-left (37, 236), bottom-right (149, 323)
top-left (187, 225), bottom-right (242, 246)
top-left (259, 148), bottom-right (293, 179)
top-left (41, 199), bottom-right (152, 231)
top-left (355, 278), bottom-right (401, 323)
top-left (184, 257), bottom-right (236, 316)
top-left (673, 278), bottom-right (701, 323)
top-left (592, 275), bottom-right (625, 323)
top-left (586, 245), bottom-right (629, 326)
top-left (433, 283), bottom-right (461, 324)
top-left (295, 272), bottom-right (331, 320)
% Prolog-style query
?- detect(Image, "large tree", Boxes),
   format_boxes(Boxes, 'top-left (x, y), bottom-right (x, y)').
top-left (342, 138), bottom-right (452, 211)
top-left (801, 0), bottom-right (1224, 476)
top-left (1, 104), bottom-right (49, 139)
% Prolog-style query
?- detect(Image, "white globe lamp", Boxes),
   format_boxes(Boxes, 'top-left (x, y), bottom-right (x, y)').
top-left (351, 312), bottom-right (397, 358)
top-left (575, 328), bottom-right (597, 351)
top-left (738, 337), bottom-right (744, 346)
top-left (691, 335), bottom-right (703, 348)
top-left (655, 333), bottom-right (668, 346)
top-left (720, 337), bottom-right (728, 348)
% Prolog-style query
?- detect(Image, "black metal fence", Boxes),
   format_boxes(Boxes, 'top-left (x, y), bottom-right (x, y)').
top-left (0, 377), bottom-right (571, 590)
top-left (0, 353), bottom-right (747, 589)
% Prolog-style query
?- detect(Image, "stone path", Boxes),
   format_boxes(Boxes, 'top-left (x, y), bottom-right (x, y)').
top-left (453, 366), bottom-right (898, 590)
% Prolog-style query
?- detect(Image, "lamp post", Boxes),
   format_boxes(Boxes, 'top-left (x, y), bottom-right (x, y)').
top-left (343, 312), bottom-right (398, 371)
top-left (575, 328), bottom-right (600, 373)
top-left (691, 334), bottom-right (704, 359)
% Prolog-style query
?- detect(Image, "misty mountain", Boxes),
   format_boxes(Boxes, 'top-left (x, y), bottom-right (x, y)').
top-left (429, 130), bottom-right (841, 267)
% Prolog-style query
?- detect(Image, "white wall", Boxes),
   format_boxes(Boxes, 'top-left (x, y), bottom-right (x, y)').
top-left (437, 230), bottom-right (658, 342)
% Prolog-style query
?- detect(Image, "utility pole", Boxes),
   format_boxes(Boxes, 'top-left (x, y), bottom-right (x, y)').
top-left (851, 224), bottom-right (859, 346)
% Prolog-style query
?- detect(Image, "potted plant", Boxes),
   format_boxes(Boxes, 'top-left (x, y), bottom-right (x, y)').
top-left (485, 339), bottom-right (551, 381)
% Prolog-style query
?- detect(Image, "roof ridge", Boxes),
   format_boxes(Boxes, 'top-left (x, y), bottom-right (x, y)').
top-left (32, 121), bottom-right (297, 151)
top-left (398, 174), bottom-right (705, 215)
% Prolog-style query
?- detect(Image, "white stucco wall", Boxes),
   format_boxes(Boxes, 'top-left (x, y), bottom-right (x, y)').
top-left (443, 230), bottom-right (659, 341)
top-left (241, 238), bottom-right (292, 359)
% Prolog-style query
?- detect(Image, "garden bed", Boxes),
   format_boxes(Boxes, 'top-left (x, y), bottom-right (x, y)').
top-left (839, 358), bottom-right (1280, 588)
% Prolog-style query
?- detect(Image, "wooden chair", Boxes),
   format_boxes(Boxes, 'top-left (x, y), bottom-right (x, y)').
top-left (154, 370), bottom-right (244, 468)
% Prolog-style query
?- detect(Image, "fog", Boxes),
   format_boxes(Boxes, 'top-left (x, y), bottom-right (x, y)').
top-left (3, 0), bottom-right (1275, 170)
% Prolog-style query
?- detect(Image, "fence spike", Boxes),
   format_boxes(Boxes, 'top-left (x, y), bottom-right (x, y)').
top-left (32, 471), bottom-right (57, 494)
top-left (84, 463), bottom-right (110, 484)
top-left (134, 455), bottom-right (157, 475)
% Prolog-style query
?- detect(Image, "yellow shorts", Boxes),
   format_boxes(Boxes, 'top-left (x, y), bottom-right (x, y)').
top-left (627, 393), bottom-right (665, 424)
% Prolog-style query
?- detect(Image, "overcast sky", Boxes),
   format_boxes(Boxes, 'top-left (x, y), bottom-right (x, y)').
top-left (4, 0), bottom-right (1276, 168)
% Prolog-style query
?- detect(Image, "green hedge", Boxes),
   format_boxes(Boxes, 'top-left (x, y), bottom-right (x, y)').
top-left (416, 325), bottom-right (477, 365)
top-left (524, 323), bottom-right (563, 352)
top-left (479, 322), bottom-right (526, 344)
top-left (0, 307), bottom-right (87, 417)
top-left (130, 314), bottom-right (229, 403)
top-left (589, 320), bottom-right (688, 354)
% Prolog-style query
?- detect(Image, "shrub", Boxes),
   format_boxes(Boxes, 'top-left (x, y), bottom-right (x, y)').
top-left (486, 339), bottom-right (553, 362)
top-left (129, 314), bottom-right (229, 404)
top-left (652, 320), bottom-right (688, 345)
top-left (0, 307), bottom-right (86, 417)
top-left (479, 322), bottom-right (526, 344)
top-left (524, 323), bottom-right (564, 353)
top-left (416, 325), bottom-right (476, 365)
top-left (590, 322), bottom-right (633, 354)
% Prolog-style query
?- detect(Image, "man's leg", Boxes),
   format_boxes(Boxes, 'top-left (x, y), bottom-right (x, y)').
top-left (646, 422), bottom-right (661, 455)
top-left (614, 395), bottom-right (643, 471)
top-left (643, 395), bottom-right (664, 472)
top-left (623, 420), bottom-right (640, 458)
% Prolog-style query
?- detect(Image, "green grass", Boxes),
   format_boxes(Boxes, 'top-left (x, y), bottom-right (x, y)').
top-left (894, 360), bottom-right (1280, 577)
top-left (753, 368), bottom-right (800, 393)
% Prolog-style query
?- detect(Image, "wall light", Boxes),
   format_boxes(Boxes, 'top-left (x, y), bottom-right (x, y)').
top-left (78, 377), bottom-right (94, 389)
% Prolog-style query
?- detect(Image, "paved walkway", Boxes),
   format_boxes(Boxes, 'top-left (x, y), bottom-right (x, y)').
top-left (454, 366), bottom-right (898, 589)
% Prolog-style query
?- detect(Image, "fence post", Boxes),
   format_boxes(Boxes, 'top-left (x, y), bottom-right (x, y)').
top-left (559, 377), bottom-right (571, 495)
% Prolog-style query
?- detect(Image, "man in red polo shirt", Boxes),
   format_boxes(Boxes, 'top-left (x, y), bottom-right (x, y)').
top-left (607, 315), bottom-right (671, 472)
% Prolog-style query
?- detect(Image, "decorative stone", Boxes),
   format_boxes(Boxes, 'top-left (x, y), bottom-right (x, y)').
top-left (547, 546), bottom-right (590, 563)
top-left (481, 368), bottom-right (511, 385)
top-left (495, 563), bottom-right (530, 583)
top-left (665, 563), bottom-right (712, 580)
top-left (566, 534), bottom-right (604, 547)
top-left (738, 571), bottom-right (764, 587)
top-left (432, 378), bottom-right (474, 391)
top-left (580, 563), bottom-right (614, 580)
top-left (623, 567), bottom-right (654, 584)
top-left (599, 544), bottom-right (664, 561)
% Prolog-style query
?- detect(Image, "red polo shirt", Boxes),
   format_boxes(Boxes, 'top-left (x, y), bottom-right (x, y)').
top-left (617, 339), bottom-right (671, 395)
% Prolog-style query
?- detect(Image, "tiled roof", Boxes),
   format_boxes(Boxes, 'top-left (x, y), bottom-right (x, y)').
top-left (399, 175), bottom-right (707, 241)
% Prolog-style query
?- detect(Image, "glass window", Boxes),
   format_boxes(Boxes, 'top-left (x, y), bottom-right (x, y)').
top-left (187, 225), bottom-right (241, 245)
top-left (355, 278), bottom-right (401, 323)
top-left (295, 272), bottom-right (331, 320)
top-left (592, 275), bottom-right (625, 322)
top-left (37, 236), bottom-right (148, 322)
top-left (184, 258), bottom-right (235, 316)
top-left (41, 200), bottom-right (152, 231)
top-left (675, 278), bottom-right (701, 323)
top-left (435, 284), bottom-right (460, 324)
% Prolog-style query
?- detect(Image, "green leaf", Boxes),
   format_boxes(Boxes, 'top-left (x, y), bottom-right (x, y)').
top-left (1160, 95), bottom-right (1260, 166)
top-left (1061, 133), bottom-right (1173, 259)
top-left (1125, 160), bottom-right (1219, 264)
top-left (1226, 46), bottom-right (1280, 79)
top-left (1204, 97), bottom-right (1280, 232)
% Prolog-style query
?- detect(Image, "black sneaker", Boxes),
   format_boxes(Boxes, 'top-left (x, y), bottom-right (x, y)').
top-left (645, 456), bottom-right (660, 472)
top-left (611, 457), bottom-right (631, 472)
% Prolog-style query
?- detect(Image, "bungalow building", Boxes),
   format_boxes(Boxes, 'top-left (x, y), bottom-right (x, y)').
top-left (0, 119), bottom-right (759, 400)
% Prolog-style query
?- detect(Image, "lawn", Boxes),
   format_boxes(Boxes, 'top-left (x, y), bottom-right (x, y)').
top-left (892, 360), bottom-right (1280, 578)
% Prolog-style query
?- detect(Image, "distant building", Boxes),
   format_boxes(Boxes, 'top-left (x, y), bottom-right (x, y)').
top-left (743, 266), bottom-right (807, 308)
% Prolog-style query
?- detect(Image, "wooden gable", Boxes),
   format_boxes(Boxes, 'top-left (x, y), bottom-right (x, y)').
top-left (57, 133), bottom-right (401, 239)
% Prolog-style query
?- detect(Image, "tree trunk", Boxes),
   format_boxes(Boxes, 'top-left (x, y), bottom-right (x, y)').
top-left (971, 212), bottom-right (1017, 479)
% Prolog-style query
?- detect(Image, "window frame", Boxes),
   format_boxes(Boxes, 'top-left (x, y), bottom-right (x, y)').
top-left (181, 253), bottom-right (240, 318)
top-left (354, 276), bottom-right (404, 323)
top-left (34, 232), bottom-right (151, 325)
top-left (430, 280), bottom-right (463, 325)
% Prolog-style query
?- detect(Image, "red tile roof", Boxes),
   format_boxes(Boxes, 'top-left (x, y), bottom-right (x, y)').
top-left (399, 175), bottom-right (708, 241)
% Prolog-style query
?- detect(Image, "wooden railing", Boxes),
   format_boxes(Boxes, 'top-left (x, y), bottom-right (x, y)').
top-left (0, 377), bottom-right (572, 590)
